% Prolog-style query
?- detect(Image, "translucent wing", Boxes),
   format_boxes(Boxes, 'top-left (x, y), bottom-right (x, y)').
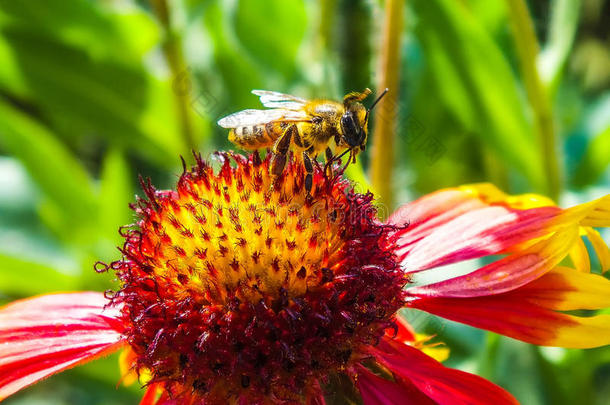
top-left (252, 90), bottom-right (308, 110)
top-left (217, 109), bottom-right (308, 128)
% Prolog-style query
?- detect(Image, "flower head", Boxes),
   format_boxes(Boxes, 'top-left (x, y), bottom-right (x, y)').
top-left (111, 152), bottom-right (406, 402)
top-left (1, 152), bottom-right (609, 405)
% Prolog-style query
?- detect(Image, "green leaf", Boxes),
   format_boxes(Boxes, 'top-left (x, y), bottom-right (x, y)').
top-left (0, 0), bottom-right (159, 64)
top-left (0, 27), bottom-right (183, 166)
top-left (0, 25), bottom-right (28, 97)
top-left (0, 99), bottom-right (97, 230)
top-left (97, 148), bottom-right (133, 260)
top-left (411, 0), bottom-right (545, 190)
top-left (538, 0), bottom-right (580, 92)
top-left (407, 71), bottom-right (493, 193)
top-left (234, 0), bottom-right (307, 77)
top-left (477, 332), bottom-right (501, 379)
top-left (99, 149), bottom-right (132, 231)
top-left (467, 0), bottom-right (509, 37)
top-left (0, 253), bottom-right (78, 298)
top-left (486, 338), bottom-right (546, 405)
top-left (573, 125), bottom-right (610, 188)
top-left (203, 1), bottom-right (262, 112)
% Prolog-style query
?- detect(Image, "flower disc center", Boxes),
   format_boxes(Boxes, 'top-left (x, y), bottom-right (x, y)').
top-left (111, 153), bottom-right (406, 403)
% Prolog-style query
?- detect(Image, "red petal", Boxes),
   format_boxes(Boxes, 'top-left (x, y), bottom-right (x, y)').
top-left (306, 394), bottom-right (326, 405)
top-left (388, 189), bottom-right (488, 258)
top-left (154, 391), bottom-right (182, 405)
top-left (0, 292), bottom-right (125, 400)
top-left (369, 338), bottom-right (518, 405)
top-left (140, 383), bottom-right (163, 405)
top-left (306, 379), bottom-right (327, 405)
top-left (385, 316), bottom-right (416, 343)
top-left (409, 267), bottom-right (610, 348)
top-left (355, 364), bottom-right (435, 405)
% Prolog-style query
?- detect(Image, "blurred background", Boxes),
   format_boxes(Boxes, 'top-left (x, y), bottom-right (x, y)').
top-left (0, 0), bottom-right (609, 404)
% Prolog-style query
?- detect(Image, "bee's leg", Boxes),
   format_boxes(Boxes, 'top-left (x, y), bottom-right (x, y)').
top-left (271, 125), bottom-right (295, 177)
top-left (339, 149), bottom-right (353, 173)
top-left (302, 151), bottom-right (314, 194)
top-left (252, 149), bottom-right (262, 166)
top-left (324, 147), bottom-right (334, 178)
top-left (311, 152), bottom-right (323, 171)
top-left (306, 146), bottom-right (321, 173)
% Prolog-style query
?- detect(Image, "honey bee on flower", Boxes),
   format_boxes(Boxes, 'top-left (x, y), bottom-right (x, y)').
top-left (217, 88), bottom-right (388, 193)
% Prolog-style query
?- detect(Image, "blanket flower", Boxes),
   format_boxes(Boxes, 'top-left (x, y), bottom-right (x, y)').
top-left (1, 152), bottom-right (609, 404)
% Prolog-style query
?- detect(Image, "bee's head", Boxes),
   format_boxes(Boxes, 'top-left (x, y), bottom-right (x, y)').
top-left (340, 104), bottom-right (368, 151)
top-left (341, 88), bottom-right (389, 152)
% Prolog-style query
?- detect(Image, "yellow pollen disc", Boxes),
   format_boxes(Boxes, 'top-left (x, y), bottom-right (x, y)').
top-left (139, 158), bottom-right (348, 304)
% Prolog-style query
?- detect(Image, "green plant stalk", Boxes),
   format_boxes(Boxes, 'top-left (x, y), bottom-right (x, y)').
top-left (150, 0), bottom-right (197, 154)
top-left (370, 0), bottom-right (404, 211)
top-left (531, 346), bottom-right (567, 405)
top-left (482, 145), bottom-right (509, 192)
top-left (478, 332), bottom-right (501, 379)
top-left (339, 0), bottom-right (372, 92)
top-left (540, 0), bottom-right (580, 94)
top-left (319, 0), bottom-right (338, 55)
top-left (506, 0), bottom-right (561, 200)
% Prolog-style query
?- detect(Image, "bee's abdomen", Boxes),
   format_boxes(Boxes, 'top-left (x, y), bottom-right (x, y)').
top-left (228, 123), bottom-right (285, 149)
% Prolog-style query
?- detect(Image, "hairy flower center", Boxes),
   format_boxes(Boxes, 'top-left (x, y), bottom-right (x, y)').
top-left (138, 158), bottom-right (351, 304)
top-left (109, 153), bottom-right (406, 403)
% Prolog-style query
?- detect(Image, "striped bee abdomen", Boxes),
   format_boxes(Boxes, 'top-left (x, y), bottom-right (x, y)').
top-left (228, 123), bottom-right (289, 149)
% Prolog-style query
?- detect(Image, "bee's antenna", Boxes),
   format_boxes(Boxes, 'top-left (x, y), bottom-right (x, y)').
top-left (329, 148), bottom-right (355, 176)
top-left (335, 148), bottom-right (351, 163)
top-left (365, 88), bottom-right (389, 122)
top-left (368, 88), bottom-right (389, 111)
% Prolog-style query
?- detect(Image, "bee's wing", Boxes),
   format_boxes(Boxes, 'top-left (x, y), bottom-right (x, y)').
top-left (217, 109), bottom-right (308, 128)
top-left (251, 90), bottom-right (308, 110)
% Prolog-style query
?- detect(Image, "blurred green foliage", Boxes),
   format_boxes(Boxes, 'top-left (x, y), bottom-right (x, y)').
top-left (0, 0), bottom-right (608, 404)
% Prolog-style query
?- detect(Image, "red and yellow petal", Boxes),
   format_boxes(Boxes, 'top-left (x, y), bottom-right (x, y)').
top-left (409, 267), bottom-right (610, 348)
top-left (415, 334), bottom-right (450, 363)
top-left (119, 346), bottom-right (139, 386)
top-left (584, 227), bottom-right (610, 272)
top-left (394, 185), bottom-right (609, 297)
top-left (519, 266), bottom-right (610, 311)
top-left (391, 184), bottom-right (610, 277)
top-left (388, 317), bottom-right (450, 362)
top-left (456, 183), bottom-right (555, 209)
top-left (389, 184), bottom-right (562, 272)
top-left (393, 184), bottom-right (610, 348)
top-left (568, 233), bottom-right (590, 272)
top-left (139, 383), bottom-right (164, 405)
top-left (407, 227), bottom-right (579, 298)
top-left (0, 292), bottom-right (126, 400)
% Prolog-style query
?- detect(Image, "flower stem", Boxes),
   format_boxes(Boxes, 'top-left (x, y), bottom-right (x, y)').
top-left (370, 0), bottom-right (404, 210)
top-left (150, 0), bottom-right (197, 154)
top-left (506, 0), bottom-right (561, 200)
top-left (482, 145), bottom-right (510, 192)
top-left (478, 333), bottom-right (501, 379)
top-left (318, 0), bottom-right (338, 55)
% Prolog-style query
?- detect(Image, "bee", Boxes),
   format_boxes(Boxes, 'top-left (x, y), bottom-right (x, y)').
top-left (217, 88), bottom-right (388, 193)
